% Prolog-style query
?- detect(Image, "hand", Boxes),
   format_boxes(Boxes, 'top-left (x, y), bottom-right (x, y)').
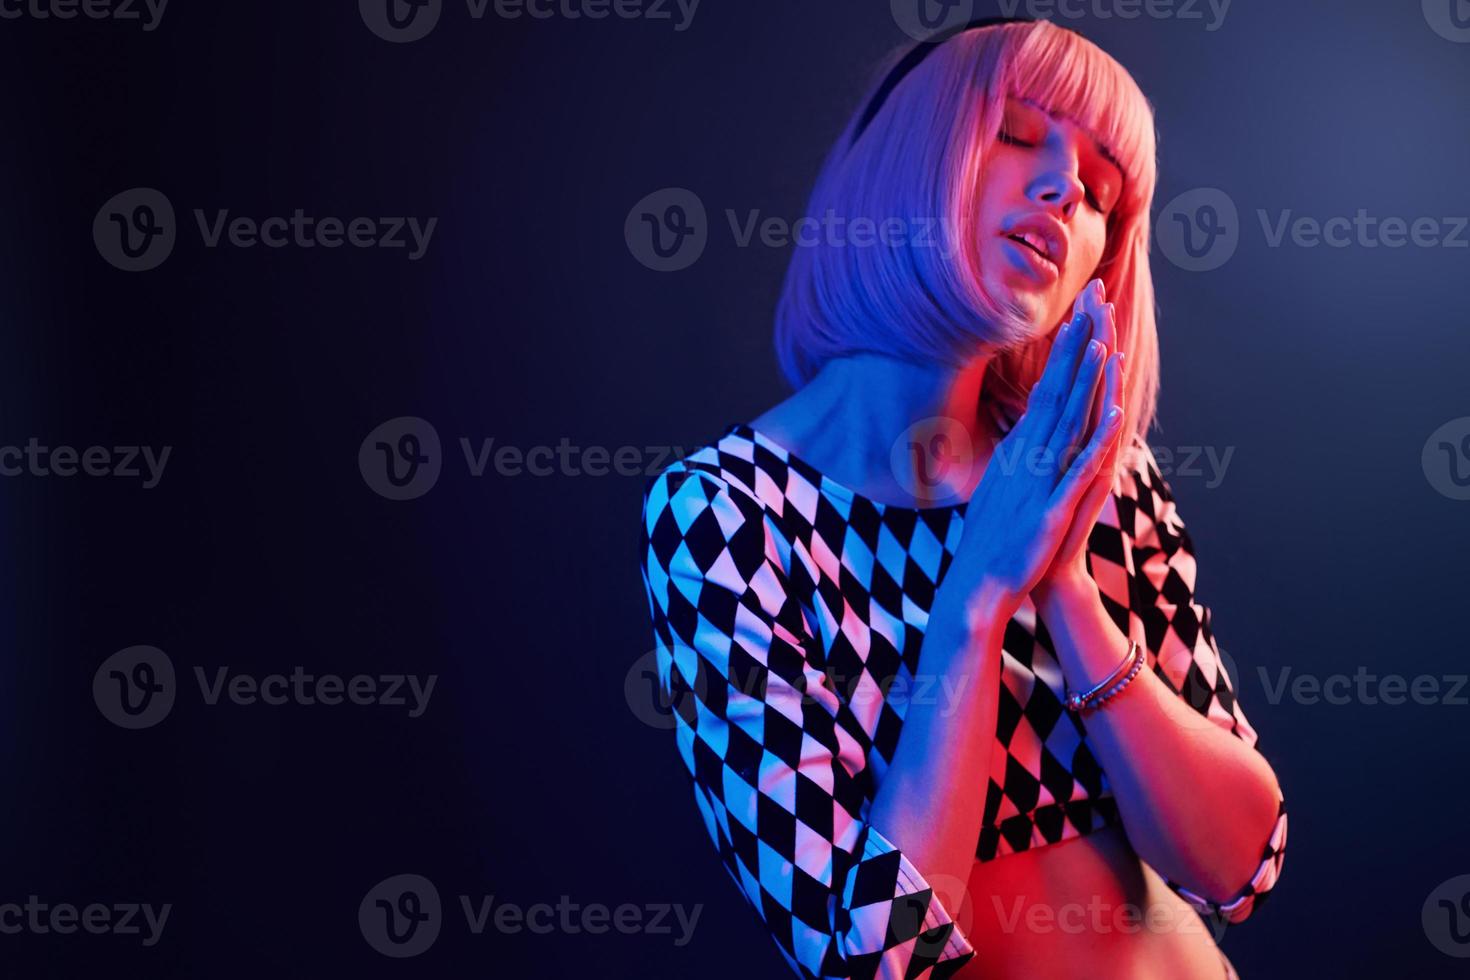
top-left (1036, 279), bottom-right (1127, 600)
top-left (952, 277), bottom-right (1126, 613)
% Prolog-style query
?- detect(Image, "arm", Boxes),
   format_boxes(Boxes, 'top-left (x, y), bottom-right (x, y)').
top-left (866, 535), bottom-right (1016, 953)
top-left (1032, 435), bottom-right (1287, 924)
top-left (641, 465), bottom-right (1010, 979)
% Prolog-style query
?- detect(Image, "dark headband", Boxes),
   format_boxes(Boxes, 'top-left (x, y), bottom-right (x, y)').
top-left (851, 15), bottom-right (1058, 147)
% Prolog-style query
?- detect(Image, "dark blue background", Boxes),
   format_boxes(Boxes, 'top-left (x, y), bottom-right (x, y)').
top-left (2, 0), bottom-right (1467, 975)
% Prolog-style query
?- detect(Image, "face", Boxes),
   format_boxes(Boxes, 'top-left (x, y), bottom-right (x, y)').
top-left (975, 95), bottom-right (1124, 332)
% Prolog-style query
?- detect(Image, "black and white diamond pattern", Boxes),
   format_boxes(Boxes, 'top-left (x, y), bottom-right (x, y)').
top-left (640, 423), bottom-right (1287, 977)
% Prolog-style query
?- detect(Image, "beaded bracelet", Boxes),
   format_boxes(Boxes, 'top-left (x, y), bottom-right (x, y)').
top-left (1081, 641), bottom-right (1146, 713)
top-left (1064, 639), bottom-right (1144, 714)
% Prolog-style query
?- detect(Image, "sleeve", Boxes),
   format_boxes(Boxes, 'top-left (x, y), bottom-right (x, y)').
top-left (639, 465), bottom-right (977, 979)
top-left (1118, 435), bottom-right (1288, 926)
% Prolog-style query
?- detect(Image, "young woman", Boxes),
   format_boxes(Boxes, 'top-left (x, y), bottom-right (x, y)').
top-left (639, 18), bottom-right (1287, 979)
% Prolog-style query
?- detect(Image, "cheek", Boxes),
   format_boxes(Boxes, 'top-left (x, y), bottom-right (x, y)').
top-left (1068, 219), bottom-right (1109, 285)
top-left (975, 155), bottom-right (1024, 229)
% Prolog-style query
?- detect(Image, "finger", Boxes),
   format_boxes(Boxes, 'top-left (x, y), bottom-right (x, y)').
top-left (1056, 380), bottom-right (1126, 561)
top-left (1080, 301), bottom-right (1120, 453)
top-left (1015, 277), bottom-right (1103, 446)
top-left (1050, 359), bottom-right (1124, 510)
top-left (1091, 400), bottom-right (1126, 499)
top-left (1094, 300), bottom-right (1117, 370)
top-left (1053, 405), bottom-right (1123, 512)
top-left (1073, 277), bottom-right (1103, 324)
top-left (1100, 353), bottom-right (1127, 486)
top-left (1020, 308), bottom-right (1091, 443)
top-left (1078, 279), bottom-right (1106, 345)
top-left (1055, 288), bottom-right (1115, 473)
top-left (1077, 282), bottom-right (1110, 423)
top-left (1045, 337), bottom-right (1106, 480)
top-left (1072, 449), bottom-right (1118, 539)
top-left (1089, 354), bottom-right (1127, 489)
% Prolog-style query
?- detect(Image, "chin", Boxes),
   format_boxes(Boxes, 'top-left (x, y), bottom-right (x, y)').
top-left (982, 270), bottom-right (1068, 337)
top-left (1006, 287), bottom-right (1056, 329)
top-left (1025, 286), bottom-right (1073, 331)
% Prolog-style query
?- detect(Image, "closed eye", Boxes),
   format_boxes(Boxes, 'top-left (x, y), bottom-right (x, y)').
top-left (998, 129), bottom-right (1106, 212)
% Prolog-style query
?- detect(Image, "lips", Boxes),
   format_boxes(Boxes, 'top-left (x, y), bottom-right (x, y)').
top-left (1008, 230), bottom-right (1053, 262)
top-left (1002, 215), bottom-right (1067, 272)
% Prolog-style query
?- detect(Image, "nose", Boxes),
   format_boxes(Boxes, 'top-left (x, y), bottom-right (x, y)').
top-left (1025, 139), bottom-right (1087, 219)
top-left (1027, 166), bottom-right (1085, 220)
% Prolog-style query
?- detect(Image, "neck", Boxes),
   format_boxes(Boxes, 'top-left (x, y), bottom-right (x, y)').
top-left (760, 351), bottom-right (999, 508)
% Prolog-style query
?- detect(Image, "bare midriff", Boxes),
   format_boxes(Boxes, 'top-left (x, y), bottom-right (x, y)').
top-left (949, 822), bottom-right (1228, 980)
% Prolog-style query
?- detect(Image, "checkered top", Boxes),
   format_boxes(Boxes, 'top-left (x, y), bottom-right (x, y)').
top-left (639, 422), bottom-right (1287, 979)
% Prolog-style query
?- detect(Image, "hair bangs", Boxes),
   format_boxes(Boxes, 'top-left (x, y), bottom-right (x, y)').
top-left (1007, 25), bottom-right (1158, 215)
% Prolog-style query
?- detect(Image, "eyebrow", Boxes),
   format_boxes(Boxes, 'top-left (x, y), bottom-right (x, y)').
top-left (1011, 97), bottom-right (1124, 174)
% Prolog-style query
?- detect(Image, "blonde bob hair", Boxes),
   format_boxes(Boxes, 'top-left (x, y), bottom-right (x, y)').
top-left (773, 19), bottom-right (1161, 447)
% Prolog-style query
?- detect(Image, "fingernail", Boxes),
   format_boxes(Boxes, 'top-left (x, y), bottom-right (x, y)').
top-left (1118, 351), bottom-right (1127, 370)
top-left (1092, 279), bottom-right (1105, 302)
top-left (1087, 340), bottom-right (1103, 360)
top-left (1106, 406), bottom-right (1123, 426)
